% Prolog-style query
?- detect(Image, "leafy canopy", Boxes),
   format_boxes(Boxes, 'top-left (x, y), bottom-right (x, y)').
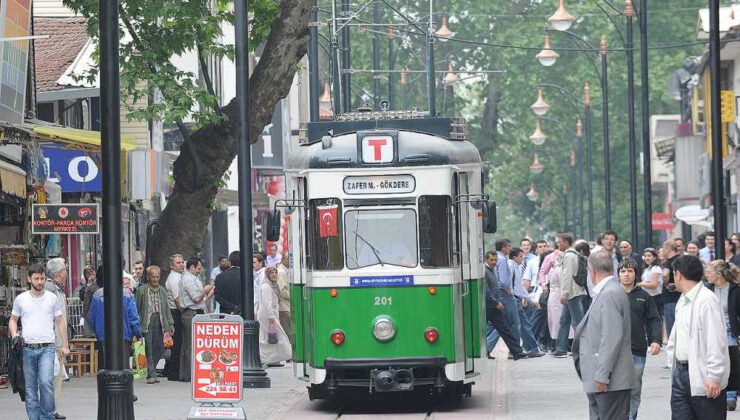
top-left (63, 0), bottom-right (279, 127)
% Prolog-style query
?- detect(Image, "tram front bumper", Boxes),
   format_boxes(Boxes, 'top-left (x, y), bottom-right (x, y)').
top-left (323, 356), bottom-right (448, 392)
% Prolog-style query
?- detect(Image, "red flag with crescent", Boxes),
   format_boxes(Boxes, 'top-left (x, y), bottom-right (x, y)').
top-left (318, 205), bottom-right (338, 237)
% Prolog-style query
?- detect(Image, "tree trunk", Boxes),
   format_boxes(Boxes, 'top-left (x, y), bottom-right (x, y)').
top-left (148, 0), bottom-right (310, 271)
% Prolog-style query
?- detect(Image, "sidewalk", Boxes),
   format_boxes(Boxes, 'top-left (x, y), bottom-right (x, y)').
top-left (0, 364), bottom-right (305, 419)
top-left (505, 350), bottom-right (740, 420)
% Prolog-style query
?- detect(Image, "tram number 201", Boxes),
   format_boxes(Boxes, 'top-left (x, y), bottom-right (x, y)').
top-left (374, 296), bottom-right (393, 306)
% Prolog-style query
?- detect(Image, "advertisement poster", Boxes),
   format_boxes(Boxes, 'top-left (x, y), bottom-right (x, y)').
top-left (31, 204), bottom-right (99, 234)
top-left (192, 315), bottom-right (243, 403)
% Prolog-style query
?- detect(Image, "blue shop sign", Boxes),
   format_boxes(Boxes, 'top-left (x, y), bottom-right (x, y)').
top-left (42, 146), bottom-right (101, 193)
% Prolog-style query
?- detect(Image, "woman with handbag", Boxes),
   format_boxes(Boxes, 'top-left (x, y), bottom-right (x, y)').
top-left (257, 266), bottom-right (292, 367)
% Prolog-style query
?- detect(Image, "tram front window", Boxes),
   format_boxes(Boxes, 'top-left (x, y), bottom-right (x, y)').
top-left (345, 209), bottom-right (418, 269)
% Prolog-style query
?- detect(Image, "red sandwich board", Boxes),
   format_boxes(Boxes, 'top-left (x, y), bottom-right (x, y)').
top-left (191, 314), bottom-right (243, 403)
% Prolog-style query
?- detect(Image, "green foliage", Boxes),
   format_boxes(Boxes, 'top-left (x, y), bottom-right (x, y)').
top-left (63, 0), bottom-right (280, 126)
top-left (317, 0), bottom-right (706, 244)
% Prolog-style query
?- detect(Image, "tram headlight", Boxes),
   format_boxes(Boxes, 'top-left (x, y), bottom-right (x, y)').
top-left (372, 318), bottom-right (396, 342)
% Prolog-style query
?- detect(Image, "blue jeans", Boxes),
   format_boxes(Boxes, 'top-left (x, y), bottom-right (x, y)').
top-left (517, 299), bottom-right (539, 353)
top-left (671, 363), bottom-right (726, 420)
top-left (556, 295), bottom-right (590, 352)
top-left (664, 302), bottom-right (677, 338)
top-left (22, 346), bottom-right (56, 420)
top-left (630, 354), bottom-right (646, 420)
top-left (497, 293), bottom-right (521, 349)
top-left (486, 321), bottom-right (498, 353)
top-left (528, 305), bottom-right (547, 345)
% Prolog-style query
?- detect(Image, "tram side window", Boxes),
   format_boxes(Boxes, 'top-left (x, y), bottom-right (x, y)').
top-left (308, 198), bottom-right (344, 270)
top-left (419, 195), bottom-right (451, 268)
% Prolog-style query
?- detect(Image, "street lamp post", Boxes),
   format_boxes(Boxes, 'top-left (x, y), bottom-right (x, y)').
top-left (600, 37), bottom-right (612, 230)
top-left (235, 0), bottom-right (270, 388)
top-left (625, 0), bottom-right (639, 249)
top-left (709, 0), bottom-right (727, 259)
top-left (638, 0), bottom-right (653, 247)
top-left (97, 0), bottom-right (134, 416)
top-left (583, 83), bottom-right (594, 240)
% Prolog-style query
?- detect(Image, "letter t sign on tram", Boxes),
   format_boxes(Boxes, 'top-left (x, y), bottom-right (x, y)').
top-left (362, 135), bottom-right (394, 163)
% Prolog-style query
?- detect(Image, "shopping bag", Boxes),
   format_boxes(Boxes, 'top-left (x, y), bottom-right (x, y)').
top-left (132, 339), bottom-right (147, 379)
top-left (163, 331), bottom-right (173, 349)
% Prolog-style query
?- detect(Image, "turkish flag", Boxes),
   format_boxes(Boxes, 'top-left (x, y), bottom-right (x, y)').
top-left (318, 205), bottom-right (338, 237)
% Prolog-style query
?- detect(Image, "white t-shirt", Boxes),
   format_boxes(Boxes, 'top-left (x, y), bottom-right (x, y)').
top-left (209, 266), bottom-right (222, 281)
top-left (641, 265), bottom-right (663, 296)
top-left (11, 290), bottom-right (62, 344)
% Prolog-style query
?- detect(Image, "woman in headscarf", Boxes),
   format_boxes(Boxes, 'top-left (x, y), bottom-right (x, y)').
top-left (257, 266), bottom-right (291, 367)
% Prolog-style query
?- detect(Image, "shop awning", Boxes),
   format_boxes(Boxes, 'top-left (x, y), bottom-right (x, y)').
top-left (31, 125), bottom-right (137, 151)
top-left (0, 159), bottom-right (27, 198)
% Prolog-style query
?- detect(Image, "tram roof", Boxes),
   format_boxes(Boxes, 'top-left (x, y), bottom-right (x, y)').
top-left (288, 116), bottom-right (481, 170)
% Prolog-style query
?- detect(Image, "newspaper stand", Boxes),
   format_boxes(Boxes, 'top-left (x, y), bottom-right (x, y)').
top-left (187, 314), bottom-right (246, 420)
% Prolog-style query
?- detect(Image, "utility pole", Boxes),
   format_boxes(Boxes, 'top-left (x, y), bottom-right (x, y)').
top-left (709, 0), bottom-right (726, 259)
top-left (97, 0), bottom-right (134, 415)
top-left (639, 0), bottom-right (653, 247)
top-left (625, 1), bottom-right (639, 248)
top-left (235, 0), bottom-right (269, 388)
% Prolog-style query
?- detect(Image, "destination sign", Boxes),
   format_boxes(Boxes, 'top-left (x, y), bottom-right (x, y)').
top-left (343, 175), bottom-right (415, 195)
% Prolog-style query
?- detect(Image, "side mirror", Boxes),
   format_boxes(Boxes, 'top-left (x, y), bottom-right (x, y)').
top-left (483, 201), bottom-right (497, 234)
top-left (266, 209), bottom-right (282, 242)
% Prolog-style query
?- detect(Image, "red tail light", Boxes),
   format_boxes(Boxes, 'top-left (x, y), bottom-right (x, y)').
top-left (424, 327), bottom-right (439, 343)
top-left (331, 329), bottom-right (345, 345)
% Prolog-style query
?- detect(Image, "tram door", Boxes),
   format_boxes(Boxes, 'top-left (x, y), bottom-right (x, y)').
top-left (292, 178), bottom-right (309, 378)
top-left (457, 173), bottom-right (475, 374)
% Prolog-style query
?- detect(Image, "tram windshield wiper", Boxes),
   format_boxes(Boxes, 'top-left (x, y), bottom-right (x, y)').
top-left (355, 231), bottom-right (384, 267)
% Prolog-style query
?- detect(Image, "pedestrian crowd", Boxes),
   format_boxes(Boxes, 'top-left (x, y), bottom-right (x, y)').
top-left (7, 244), bottom-right (293, 420)
top-left (486, 231), bottom-right (740, 420)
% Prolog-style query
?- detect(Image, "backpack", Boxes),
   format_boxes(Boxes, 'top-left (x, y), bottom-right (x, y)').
top-left (567, 249), bottom-right (588, 290)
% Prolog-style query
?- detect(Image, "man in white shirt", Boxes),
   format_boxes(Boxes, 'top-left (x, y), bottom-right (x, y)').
top-left (699, 232), bottom-right (717, 264)
top-left (667, 255), bottom-right (729, 419)
top-left (209, 256), bottom-right (230, 281)
top-left (9, 264), bottom-right (69, 420)
top-left (44, 257), bottom-right (68, 420)
top-left (265, 244), bottom-right (282, 267)
top-left (523, 240), bottom-right (548, 348)
top-left (164, 254), bottom-right (184, 381)
top-left (178, 257), bottom-right (214, 381)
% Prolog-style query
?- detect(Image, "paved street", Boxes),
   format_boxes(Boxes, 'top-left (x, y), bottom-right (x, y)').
top-left (4, 344), bottom-right (740, 419)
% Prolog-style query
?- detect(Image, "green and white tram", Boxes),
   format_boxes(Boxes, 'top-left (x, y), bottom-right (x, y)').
top-left (267, 110), bottom-right (496, 400)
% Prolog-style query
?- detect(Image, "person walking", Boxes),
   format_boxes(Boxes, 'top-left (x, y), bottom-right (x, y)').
top-left (524, 241), bottom-right (548, 348)
top-left (265, 244), bottom-right (282, 267)
top-left (164, 254), bottom-right (184, 381)
top-left (704, 259), bottom-right (740, 411)
top-left (215, 251), bottom-right (242, 315)
top-left (135, 266), bottom-right (174, 384)
top-left (44, 258), bottom-right (68, 420)
top-left (573, 250), bottom-right (635, 420)
top-left (539, 248), bottom-right (572, 353)
top-left (276, 255), bottom-right (293, 347)
top-left (178, 257), bottom-right (214, 381)
top-left (509, 248), bottom-right (544, 357)
top-left (666, 255), bottom-right (729, 419)
top-left (484, 251), bottom-right (526, 360)
top-left (258, 266), bottom-right (291, 366)
top-left (618, 258), bottom-right (662, 420)
top-left (9, 263), bottom-right (70, 420)
top-left (554, 233), bottom-right (590, 358)
top-left (493, 239), bottom-right (523, 353)
top-left (662, 240), bottom-right (682, 339)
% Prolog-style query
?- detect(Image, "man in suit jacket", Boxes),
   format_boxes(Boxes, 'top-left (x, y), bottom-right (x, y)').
top-left (215, 251), bottom-right (242, 314)
top-left (573, 250), bottom-right (635, 420)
